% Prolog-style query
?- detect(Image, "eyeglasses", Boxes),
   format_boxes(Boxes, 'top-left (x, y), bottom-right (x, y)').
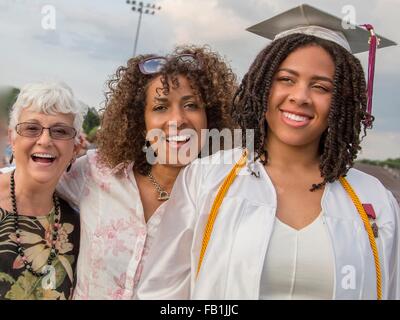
top-left (16, 122), bottom-right (77, 140)
top-left (138, 54), bottom-right (200, 74)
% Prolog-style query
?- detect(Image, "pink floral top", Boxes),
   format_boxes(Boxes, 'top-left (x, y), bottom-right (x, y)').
top-left (57, 150), bottom-right (166, 300)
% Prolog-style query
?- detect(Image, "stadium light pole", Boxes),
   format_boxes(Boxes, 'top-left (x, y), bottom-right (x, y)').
top-left (126, 0), bottom-right (162, 56)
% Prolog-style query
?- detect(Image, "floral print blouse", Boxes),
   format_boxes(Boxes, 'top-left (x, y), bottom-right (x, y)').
top-left (57, 150), bottom-right (166, 299)
top-left (0, 198), bottom-right (80, 300)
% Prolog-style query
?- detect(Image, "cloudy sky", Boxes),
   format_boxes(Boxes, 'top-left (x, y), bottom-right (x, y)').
top-left (0, 0), bottom-right (398, 160)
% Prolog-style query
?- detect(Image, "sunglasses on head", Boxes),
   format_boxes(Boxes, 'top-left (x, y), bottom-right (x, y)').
top-left (138, 54), bottom-right (200, 75)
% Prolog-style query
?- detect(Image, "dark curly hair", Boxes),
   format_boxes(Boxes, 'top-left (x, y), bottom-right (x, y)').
top-left (97, 45), bottom-right (237, 175)
top-left (231, 34), bottom-right (370, 191)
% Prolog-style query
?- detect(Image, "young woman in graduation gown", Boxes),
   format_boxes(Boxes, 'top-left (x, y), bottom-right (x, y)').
top-left (137, 5), bottom-right (400, 300)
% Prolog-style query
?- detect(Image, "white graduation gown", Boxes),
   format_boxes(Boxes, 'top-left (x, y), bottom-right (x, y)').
top-left (137, 148), bottom-right (400, 300)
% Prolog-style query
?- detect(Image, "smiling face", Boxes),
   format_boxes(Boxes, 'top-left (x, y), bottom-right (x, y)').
top-left (10, 108), bottom-right (79, 185)
top-left (265, 45), bottom-right (335, 149)
top-left (144, 74), bottom-right (208, 167)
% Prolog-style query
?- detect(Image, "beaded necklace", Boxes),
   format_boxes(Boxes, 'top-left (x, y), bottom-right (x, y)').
top-left (10, 170), bottom-right (61, 277)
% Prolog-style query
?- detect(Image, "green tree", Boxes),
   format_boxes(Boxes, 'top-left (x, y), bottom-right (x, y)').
top-left (0, 86), bottom-right (20, 121)
top-left (86, 125), bottom-right (99, 143)
top-left (82, 107), bottom-right (100, 135)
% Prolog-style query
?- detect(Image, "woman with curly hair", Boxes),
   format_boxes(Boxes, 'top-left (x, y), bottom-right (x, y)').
top-left (137, 5), bottom-right (399, 300)
top-left (56, 45), bottom-right (237, 299)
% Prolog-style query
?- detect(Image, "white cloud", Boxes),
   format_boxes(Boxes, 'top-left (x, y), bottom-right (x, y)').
top-left (0, 0), bottom-right (132, 107)
top-left (161, 0), bottom-right (249, 44)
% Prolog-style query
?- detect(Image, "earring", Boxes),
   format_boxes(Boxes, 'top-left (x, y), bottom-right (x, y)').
top-left (67, 156), bottom-right (77, 172)
top-left (9, 154), bottom-right (13, 165)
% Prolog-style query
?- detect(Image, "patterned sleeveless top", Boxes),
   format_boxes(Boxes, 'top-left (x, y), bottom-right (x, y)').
top-left (0, 198), bottom-right (80, 300)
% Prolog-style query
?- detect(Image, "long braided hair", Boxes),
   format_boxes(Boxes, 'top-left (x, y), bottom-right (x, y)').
top-left (231, 34), bottom-right (370, 191)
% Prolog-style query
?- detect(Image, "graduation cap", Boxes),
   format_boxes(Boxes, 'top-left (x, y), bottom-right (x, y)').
top-left (246, 4), bottom-right (397, 127)
top-left (247, 4), bottom-right (396, 53)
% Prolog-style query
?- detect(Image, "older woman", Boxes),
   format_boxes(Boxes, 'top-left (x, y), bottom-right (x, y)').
top-left (56, 44), bottom-right (237, 299)
top-left (137, 5), bottom-right (399, 300)
top-left (0, 82), bottom-right (84, 300)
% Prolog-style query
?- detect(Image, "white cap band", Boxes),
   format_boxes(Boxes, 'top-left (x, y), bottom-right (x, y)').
top-left (274, 25), bottom-right (352, 52)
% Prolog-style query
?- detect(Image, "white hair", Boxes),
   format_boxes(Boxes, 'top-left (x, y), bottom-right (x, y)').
top-left (9, 82), bottom-right (87, 142)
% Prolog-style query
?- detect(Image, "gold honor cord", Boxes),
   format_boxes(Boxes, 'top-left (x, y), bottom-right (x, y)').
top-left (339, 177), bottom-right (382, 300)
top-left (197, 150), bottom-right (382, 300)
top-left (196, 149), bottom-right (248, 277)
